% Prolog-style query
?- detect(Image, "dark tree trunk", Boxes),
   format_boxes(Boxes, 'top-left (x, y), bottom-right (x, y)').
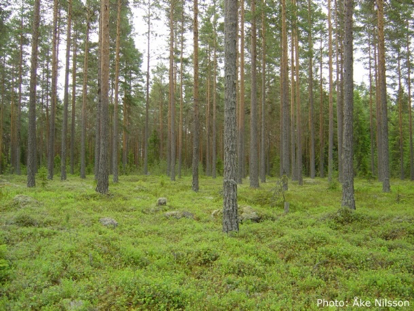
top-left (223, 0), bottom-right (239, 234)
top-left (144, 0), bottom-right (150, 175)
top-left (27, 0), bottom-right (41, 187)
top-left (341, 0), bottom-right (355, 209)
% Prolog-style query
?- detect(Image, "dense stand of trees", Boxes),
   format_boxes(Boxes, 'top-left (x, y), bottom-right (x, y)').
top-left (1, 0), bottom-right (414, 208)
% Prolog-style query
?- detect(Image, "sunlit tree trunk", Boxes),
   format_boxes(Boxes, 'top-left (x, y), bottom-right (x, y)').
top-left (308, 0), bottom-right (315, 179)
top-left (70, 31), bottom-right (77, 175)
top-left (237, 0), bottom-right (245, 184)
top-left (328, 0), bottom-right (334, 183)
top-left (81, 4), bottom-right (90, 179)
top-left (260, 0), bottom-right (266, 183)
top-left (169, 0), bottom-right (176, 181)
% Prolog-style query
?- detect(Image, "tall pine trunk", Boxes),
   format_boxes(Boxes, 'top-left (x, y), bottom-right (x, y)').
top-left (407, 24), bottom-right (414, 180)
top-left (341, 0), bottom-right (355, 209)
top-left (113, 0), bottom-right (121, 182)
top-left (192, 0), bottom-right (200, 191)
top-left (328, 0), bottom-right (334, 183)
top-left (281, 0), bottom-right (289, 189)
top-left (144, 0), bottom-right (151, 175)
top-left (70, 31), bottom-right (77, 175)
top-left (377, 0), bottom-right (390, 192)
top-left (96, 0), bottom-right (110, 194)
top-left (237, 0), bottom-right (245, 184)
top-left (81, 5), bottom-right (90, 179)
top-left (61, 0), bottom-right (72, 180)
top-left (170, 1), bottom-right (176, 181)
top-left (27, 0), bottom-right (41, 187)
top-left (308, 0), bottom-right (315, 179)
top-left (222, 0), bottom-right (238, 233)
top-left (260, 0), bottom-right (266, 183)
top-left (250, 0), bottom-right (259, 188)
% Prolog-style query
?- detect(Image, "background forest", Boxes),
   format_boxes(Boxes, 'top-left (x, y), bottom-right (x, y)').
top-left (0, 0), bottom-right (413, 187)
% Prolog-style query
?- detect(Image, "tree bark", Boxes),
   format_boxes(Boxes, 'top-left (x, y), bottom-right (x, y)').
top-left (335, 0), bottom-right (343, 183)
top-left (260, 0), bottom-right (266, 183)
top-left (223, 0), bottom-right (239, 233)
top-left (294, 0), bottom-right (302, 185)
top-left (70, 31), bottom-right (77, 175)
top-left (48, 0), bottom-right (59, 180)
top-left (212, 0), bottom-right (217, 179)
top-left (61, 0), bottom-right (72, 180)
top-left (319, 39), bottom-right (325, 178)
top-left (144, 0), bottom-right (151, 175)
top-left (81, 5), bottom-right (90, 179)
top-left (178, 3), bottom-right (184, 178)
top-left (308, 0), bottom-right (315, 179)
top-left (377, 0), bottom-right (390, 192)
top-left (96, 0), bottom-right (110, 194)
top-left (328, 0), bottom-right (334, 183)
top-left (281, 0), bottom-right (289, 189)
top-left (170, 1), bottom-right (176, 181)
top-left (407, 23), bottom-right (414, 180)
top-left (192, 0), bottom-right (200, 191)
top-left (237, 0), bottom-right (245, 184)
top-left (250, 0), bottom-right (259, 188)
top-left (397, 54), bottom-right (404, 180)
top-left (341, 0), bottom-right (355, 209)
top-left (27, 0), bottom-right (41, 187)
top-left (113, 0), bottom-right (122, 182)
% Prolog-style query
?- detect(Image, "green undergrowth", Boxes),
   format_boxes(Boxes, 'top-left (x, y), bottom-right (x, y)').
top-left (0, 174), bottom-right (413, 310)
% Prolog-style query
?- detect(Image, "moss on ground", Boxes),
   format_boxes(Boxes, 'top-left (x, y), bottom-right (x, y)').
top-left (0, 174), bottom-right (413, 310)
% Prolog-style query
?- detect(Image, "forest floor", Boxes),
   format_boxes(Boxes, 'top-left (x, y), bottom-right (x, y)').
top-left (0, 173), bottom-right (414, 310)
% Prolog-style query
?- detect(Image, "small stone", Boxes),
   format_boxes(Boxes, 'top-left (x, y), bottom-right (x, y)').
top-left (99, 217), bottom-right (118, 228)
top-left (157, 197), bottom-right (167, 206)
top-left (239, 205), bottom-right (261, 223)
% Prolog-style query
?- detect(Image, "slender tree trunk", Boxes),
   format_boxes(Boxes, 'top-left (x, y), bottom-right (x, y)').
top-left (113, 0), bottom-right (121, 182)
top-left (61, 0), bottom-right (72, 180)
top-left (48, 0), bottom-right (59, 180)
top-left (250, 0), bottom-right (259, 188)
top-left (328, 0), bottom-right (334, 183)
top-left (260, 0), bottom-right (266, 183)
top-left (192, 0), bottom-right (200, 191)
top-left (212, 32), bottom-right (217, 179)
top-left (237, 0), bottom-right (245, 184)
top-left (16, 11), bottom-right (24, 175)
top-left (96, 0), bottom-right (110, 194)
top-left (223, 0), bottom-right (238, 233)
top-left (407, 24), bottom-right (414, 181)
top-left (0, 57), bottom-right (4, 174)
top-left (335, 0), bottom-right (343, 183)
top-left (144, 0), bottom-right (151, 175)
top-left (95, 14), bottom-right (102, 180)
top-left (123, 95), bottom-right (128, 173)
top-left (206, 48), bottom-right (211, 176)
top-left (397, 54), bottom-right (404, 180)
top-left (308, 0), bottom-right (315, 179)
top-left (170, 1), bottom-right (176, 181)
top-left (374, 37), bottom-right (382, 181)
top-left (178, 3), bottom-right (184, 178)
top-left (27, 0), bottom-right (41, 187)
top-left (81, 6), bottom-right (90, 179)
top-left (290, 35), bottom-right (296, 181)
top-left (319, 39), bottom-right (325, 178)
top-left (294, 0), bottom-right (302, 185)
top-left (281, 0), bottom-right (289, 189)
top-left (368, 31), bottom-right (375, 177)
top-left (341, 0), bottom-right (355, 209)
top-left (377, 0), bottom-right (390, 192)
top-left (70, 31), bottom-right (77, 175)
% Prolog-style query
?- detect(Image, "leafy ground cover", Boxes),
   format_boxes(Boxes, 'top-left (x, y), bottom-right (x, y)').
top-left (0, 174), bottom-right (413, 310)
